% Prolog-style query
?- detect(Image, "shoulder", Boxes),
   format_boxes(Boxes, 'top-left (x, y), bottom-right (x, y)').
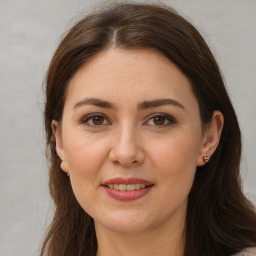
top-left (232, 247), bottom-right (256, 256)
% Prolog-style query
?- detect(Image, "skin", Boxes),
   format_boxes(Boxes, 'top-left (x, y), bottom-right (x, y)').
top-left (53, 48), bottom-right (223, 256)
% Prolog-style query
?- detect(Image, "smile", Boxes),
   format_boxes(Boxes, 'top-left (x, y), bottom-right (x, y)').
top-left (105, 184), bottom-right (150, 191)
top-left (102, 178), bottom-right (154, 201)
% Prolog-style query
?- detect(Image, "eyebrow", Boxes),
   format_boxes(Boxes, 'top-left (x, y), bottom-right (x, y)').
top-left (73, 97), bottom-right (185, 111)
top-left (138, 99), bottom-right (185, 111)
top-left (74, 98), bottom-right (115, 110)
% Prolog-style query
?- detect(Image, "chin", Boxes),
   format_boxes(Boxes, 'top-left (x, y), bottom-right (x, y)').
top-left (94, 209), bottom-right (160, 235)
top-left (99, 221), bottom-right (151, 235)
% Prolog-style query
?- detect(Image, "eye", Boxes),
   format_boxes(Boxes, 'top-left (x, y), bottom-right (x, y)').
top-left (145, 114), bottom-right (175, 127)
top-left (81, 113), bottom-right (111, 127)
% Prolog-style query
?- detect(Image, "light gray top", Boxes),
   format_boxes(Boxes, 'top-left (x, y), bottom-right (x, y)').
top-left (232, 247), bottom-right (256, 256)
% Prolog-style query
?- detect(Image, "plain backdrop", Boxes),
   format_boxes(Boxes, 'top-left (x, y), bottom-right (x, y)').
top-left (0, 0), bottom-right (255, 255)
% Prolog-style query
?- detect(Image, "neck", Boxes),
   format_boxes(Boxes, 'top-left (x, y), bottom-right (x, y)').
top-left (95, 214), bottom-right (185, 256)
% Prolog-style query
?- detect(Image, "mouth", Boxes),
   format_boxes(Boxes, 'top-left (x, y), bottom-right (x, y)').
top-left (102, 183), bottom-right (153, 191)
top-left (101, 178), bottom-right (154, 201)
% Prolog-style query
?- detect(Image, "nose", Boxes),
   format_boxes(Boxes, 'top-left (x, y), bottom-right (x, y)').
top-left (109, 125), bottom-right (145, 168)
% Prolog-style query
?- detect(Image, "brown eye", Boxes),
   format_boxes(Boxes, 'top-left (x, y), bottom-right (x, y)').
top-left (92, 116), bottom-right (105, 125)
top-left (82, 113), bottom-right (110, 127)
top-left (153, 116), bottom-right (166, 125)
top-left (145, 114), bottom-right (176, 128)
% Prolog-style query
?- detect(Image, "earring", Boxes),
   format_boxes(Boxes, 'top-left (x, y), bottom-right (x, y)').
top-left (67, 172), bottom-right (70, 177)
top-left (203, 156), bottom-right (210, 163)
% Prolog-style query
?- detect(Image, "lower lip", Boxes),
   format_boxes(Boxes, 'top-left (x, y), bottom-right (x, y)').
top-left (102, 186), bottom-right (153, 201)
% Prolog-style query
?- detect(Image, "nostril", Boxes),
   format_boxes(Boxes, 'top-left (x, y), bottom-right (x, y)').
top-left (111, 157), bottom-right (141, 168)
top-left (113, 160), bottom-right (120, 165)
top-left (108, 139), bottom-right (145, 167)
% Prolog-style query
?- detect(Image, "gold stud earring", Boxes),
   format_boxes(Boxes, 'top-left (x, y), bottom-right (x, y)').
top-left (203, 156), bottom-right (209, 163)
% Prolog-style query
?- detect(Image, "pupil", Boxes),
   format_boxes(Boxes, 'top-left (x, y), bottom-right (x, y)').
top-left (93, 116), bottom-right (104, 125)
top-left (154, 117), bottom-right (165, 125)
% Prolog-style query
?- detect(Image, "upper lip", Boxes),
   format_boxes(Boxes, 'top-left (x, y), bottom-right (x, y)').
top-left (102, 177), bottom-right (153, 186)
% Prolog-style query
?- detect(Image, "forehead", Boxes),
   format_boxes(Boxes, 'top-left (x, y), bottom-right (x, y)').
top-left (64, 48), bottom-right (198, 111)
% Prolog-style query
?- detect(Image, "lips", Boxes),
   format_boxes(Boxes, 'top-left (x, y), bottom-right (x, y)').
top-left (102, 177), bottom-right (154, 201)
top-left (106, 183), bottom-right (147, 191)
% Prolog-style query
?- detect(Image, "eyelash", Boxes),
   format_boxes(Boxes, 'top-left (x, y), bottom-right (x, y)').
top-left (80, 113), bottom-right (176, 128)
top-left (144, 113), bottom-right (176, 128)
top-left (81, 113), bottom-right (111, 128)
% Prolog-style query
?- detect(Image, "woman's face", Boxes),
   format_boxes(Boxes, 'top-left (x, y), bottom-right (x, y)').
top-left (54, 48), bottom-right (213, 235)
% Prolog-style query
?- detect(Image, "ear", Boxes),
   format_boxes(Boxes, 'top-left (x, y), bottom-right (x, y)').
top-left (197, 110), bottom-right (224, 166)
top-left (51, 120), bottom-right (69, 174)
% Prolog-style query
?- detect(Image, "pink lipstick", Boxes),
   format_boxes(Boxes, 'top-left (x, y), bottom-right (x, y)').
top-left (102, 178), bottom-right (154, 201)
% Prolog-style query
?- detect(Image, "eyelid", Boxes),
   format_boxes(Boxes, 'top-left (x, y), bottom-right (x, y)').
top-left (143, 113), bottom-right (176, 127)
top-left (81, 112), bottom-right (112, 127)
top-left (79, 112), bottom-right (176, 128)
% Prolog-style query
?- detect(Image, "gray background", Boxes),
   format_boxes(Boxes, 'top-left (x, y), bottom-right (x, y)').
top-left (0, 0), bottom-right (255, 255)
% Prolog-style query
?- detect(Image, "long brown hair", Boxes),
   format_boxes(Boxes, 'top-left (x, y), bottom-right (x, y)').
top-left (41, 3), bottom-right (256, 256)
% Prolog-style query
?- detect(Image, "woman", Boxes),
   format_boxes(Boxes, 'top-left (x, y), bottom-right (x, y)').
top-left (41, 3), bottom-right (256, 256)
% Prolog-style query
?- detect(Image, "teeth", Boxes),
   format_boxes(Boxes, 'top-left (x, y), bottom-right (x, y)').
top-left (127, 184), bottom-right (135, 191)
top-left (135, 184), bottom-right (141, 190)
top-left (106, 184), bottom-right (148, 191)
top-left (119, 184), bottom-right (126, 191)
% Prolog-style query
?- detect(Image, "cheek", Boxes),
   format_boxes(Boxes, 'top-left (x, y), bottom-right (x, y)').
top-left (63, 132), bottom-right (110, 180)
top-left (151, 134), bottom-right (200, 169)
top-left (63, 135), bottom-right (110, 212)
top-left (149, 134), bottom-right (201, 190)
